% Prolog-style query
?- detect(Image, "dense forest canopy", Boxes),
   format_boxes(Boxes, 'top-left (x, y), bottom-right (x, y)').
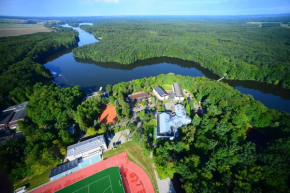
top-left (0, 26), bottom-right (79, 108)
top-left (0, 27), bottom-right (78, 71)
top-left (111, 74), bottom-right (290, 192)
top-left (72, 17), bottom-right (290, 89)
top-left (0, 84), bottom-right (84, 183)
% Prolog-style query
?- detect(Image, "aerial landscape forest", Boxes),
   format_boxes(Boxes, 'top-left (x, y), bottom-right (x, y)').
top-left (0, 26), bottom-right (79, 109)
top-left (73, 18), bottom-right (290, 89)
top-left (0, 1), bottom-right (290, 192)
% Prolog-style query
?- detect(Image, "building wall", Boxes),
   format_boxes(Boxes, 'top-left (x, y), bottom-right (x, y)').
top-left (67, 144), bottom-right (106, 161)
top-left (153, 89), bottom-right (169, 101)
top-left (174, 96), bottom-right (184, 102)
top-left (153, 89), bottom-right (164, 101)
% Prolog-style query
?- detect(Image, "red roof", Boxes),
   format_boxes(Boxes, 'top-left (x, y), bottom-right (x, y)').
top-left (99, 105), bottom-right (118, 125)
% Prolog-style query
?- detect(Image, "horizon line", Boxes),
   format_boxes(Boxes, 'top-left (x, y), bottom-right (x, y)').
top-left (1, 13), bottom-right (290, 18)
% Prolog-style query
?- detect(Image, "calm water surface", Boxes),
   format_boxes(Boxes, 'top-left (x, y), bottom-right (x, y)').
top-left (44, 24), bottom-right (290, 113)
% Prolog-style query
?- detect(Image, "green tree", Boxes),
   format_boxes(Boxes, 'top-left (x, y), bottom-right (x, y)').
top-left (86, 127), bottom-right (97, 136)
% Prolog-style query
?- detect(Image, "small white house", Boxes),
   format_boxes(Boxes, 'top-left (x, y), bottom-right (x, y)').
top-left (67, 135), bottom-right (107, 161)
top-left (153, 86), bottom-right (169, 101)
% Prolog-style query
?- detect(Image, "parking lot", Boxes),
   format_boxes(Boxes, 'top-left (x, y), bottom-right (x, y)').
top-left (107, 129), bottom-right (130, 149)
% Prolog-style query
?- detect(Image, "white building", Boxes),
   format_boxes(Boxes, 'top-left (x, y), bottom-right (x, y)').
top-left (153, 86), bottom-right (169, 101)
top-left (67, 135), bottom-right (107, 161)
top-left (14, 186), bottom-right (26, 193)
top-left (172, 83), bottom-right (184, 102)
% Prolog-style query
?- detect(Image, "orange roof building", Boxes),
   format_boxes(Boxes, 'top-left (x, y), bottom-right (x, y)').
top-left (99, 105), bottom-right (118, 124)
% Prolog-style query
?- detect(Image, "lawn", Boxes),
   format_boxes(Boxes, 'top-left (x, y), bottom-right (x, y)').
top-left (161, 84), bottom-right (172, 90)
top-left (147, 119), bottom-right (157, 126)
top-left (103, 141), bottom-right (158, 192)
top-left (163, 99), bottom-right (169, 104)
top-left (14, 167), bottom-right (52, 191)
top-left (0, 24), bottom-right (51, 37)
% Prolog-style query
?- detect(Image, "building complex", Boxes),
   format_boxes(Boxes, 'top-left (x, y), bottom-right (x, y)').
top-left (156, 104), bottom-right (191, 140)
top-left (153, 83), bottom-right (185, 102)
top-left (0, 101), bottom-right (27, 130)
top-left (128, 91), bottom-right (151, 104)
top-left (49, 135), bottom-right (107, 181)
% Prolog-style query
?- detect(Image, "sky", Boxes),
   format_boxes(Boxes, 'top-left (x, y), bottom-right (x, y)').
top-left (0, 0), bottom-right (290, 17)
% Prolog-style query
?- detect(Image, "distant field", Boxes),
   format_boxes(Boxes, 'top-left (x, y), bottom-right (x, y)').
top-left (0, 24), bottom-right (51, 37)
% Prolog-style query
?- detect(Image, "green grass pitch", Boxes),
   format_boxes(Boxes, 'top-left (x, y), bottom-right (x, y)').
top-left (56, 167), bottom-right (125, 193)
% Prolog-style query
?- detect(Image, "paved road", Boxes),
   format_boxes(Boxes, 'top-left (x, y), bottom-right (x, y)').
top-left (150, 152), bottom-right (176, 193)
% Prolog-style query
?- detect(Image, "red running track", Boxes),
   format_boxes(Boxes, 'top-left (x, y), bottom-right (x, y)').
top-left (30, 152), bottom-right (154, 193)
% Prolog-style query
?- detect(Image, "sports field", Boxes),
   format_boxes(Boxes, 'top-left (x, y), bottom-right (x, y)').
top-left (56, 167), bottom-right (124, 193)
top-left (99, 105), bottom-right (118, 125)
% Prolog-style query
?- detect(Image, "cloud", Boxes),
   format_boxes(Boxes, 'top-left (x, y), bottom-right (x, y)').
top-left (95, 0), bottom-right (119, 3)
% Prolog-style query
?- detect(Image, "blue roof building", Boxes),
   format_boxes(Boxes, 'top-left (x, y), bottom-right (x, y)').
top-left (49, 154), bottom-right (102, 181)
top-left (156, 104), bottom-right (191, 140)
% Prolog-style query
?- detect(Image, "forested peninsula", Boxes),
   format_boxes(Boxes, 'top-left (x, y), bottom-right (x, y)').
top-left (0, 25), bottom-right (79, 108)
top-left (72, 18), bottom-right (290, 89)
top-left (111, 74), bottom-right (290, 192)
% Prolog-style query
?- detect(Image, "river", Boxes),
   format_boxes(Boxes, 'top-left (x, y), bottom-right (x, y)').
top-left (43, 24), bottom-right (290, 113)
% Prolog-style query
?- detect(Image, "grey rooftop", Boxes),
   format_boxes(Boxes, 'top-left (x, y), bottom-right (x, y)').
top-left (173, 83), bottom-right (183, 97)
top-left (67, 135), bottom-right (105, 157)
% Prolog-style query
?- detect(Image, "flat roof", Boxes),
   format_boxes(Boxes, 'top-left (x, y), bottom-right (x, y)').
top-left (157, 113), bottom-right (174, 136)
top-left (49, 159), bottom-right (79, 178)
top-left (154, 86), bottom-right (168, 97)
top-left (173, 83), bottom-right (183, 97)
top-left (67, 135), bottom-right (106, 157)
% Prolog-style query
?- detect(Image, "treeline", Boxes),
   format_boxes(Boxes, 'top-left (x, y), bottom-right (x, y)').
top-left (0, 84), bottom-right (84, 183)
top-left (0, 83), bottom-right (113, 186)
top-left (72, 19), bottom-right (290, 89)
top-left (0, 26), bottom-right (79, 108)
top-left (111, 74), bottom-right (290, 192)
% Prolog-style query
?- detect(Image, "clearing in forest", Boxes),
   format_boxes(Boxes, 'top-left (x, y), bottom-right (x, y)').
top-left (0, 24), bottom-right (51, 37)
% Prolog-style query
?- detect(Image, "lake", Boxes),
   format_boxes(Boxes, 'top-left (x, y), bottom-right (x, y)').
top-left (44, 24), bottom-right (290, 113)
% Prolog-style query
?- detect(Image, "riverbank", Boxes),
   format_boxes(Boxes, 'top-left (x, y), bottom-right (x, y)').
top-left (42, 23), bottom-right (290, 113)
top-left (73, 19), bottom-right (290, 90)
